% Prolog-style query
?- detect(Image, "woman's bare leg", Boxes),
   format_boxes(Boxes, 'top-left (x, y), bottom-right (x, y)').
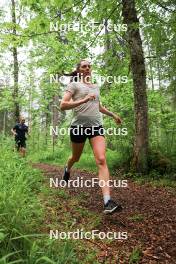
top-left (89, 136), bottom-right (110, 196)
top-left (67, 142), bottom-right (85, 171)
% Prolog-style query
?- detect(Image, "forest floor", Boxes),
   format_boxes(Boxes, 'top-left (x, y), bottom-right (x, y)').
top-left (33, 163), bottom-right (176, 264)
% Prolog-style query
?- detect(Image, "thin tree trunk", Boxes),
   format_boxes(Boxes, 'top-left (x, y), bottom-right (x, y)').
top-left (146, 33), bottom-right (154, 90)
top-left (52, 95), bottom-right (59, 153)
top-left (104, 19), bottom-right (110, 51)
top-left (156, 58), bottom-right (161, 89)
top-left (28, 73), bottom-right (34, 132)
top-left (45, 105), bottom-right (50, 146)
top-left (11, 0), bottom-right (20, 122)
top-left (103, 19), bottom-right (112, 89)
top-left (3, 111), bottom-right (6, 135)
top-left (122, 0), bottom-right (149, 173)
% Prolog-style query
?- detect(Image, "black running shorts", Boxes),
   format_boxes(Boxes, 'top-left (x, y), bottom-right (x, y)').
top-left (70, 125), bottom-right (105, 143)
top-left (15, 139), bottom-right (26, 150)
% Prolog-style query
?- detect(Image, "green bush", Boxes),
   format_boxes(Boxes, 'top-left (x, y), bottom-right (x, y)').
top-left (0, 136), bottom-right (79, 263)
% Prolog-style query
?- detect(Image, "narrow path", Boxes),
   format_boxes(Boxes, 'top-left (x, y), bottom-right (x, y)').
top-left (33, 163), bottom-right (176, 264)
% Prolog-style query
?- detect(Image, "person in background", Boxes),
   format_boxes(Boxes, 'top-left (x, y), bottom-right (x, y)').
top-left (11, 116), bottom-right (28, 157)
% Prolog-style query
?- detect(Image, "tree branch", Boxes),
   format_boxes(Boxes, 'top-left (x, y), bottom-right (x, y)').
top-left (155, 1), bottom-right (175, 12)
top-left (86, 2), bottom-right (122, 49)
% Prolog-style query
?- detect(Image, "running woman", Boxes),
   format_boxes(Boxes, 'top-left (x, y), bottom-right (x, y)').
top-left (11, 116), bottom-right (28, 157)
top-left (60, 59), bottom-right (123, 214)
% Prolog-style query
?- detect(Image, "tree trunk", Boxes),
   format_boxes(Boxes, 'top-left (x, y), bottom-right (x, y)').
top-left (156, 58), bottom-right (161, 89)
top-left (122, 0), bottom-right (149, 173)
top-left (45, 104), bottom-right (50, 146)
top-left (104, 19), bottom-right (110, 51)
top-left (146, 32), bottom-right (154, 90)
top-left (3, 110), bottom-right (6, 135)
top-left (11, 0), bottom-right (20, 122)
top-left (52, 95), bottom-right (59, 152)
top-left (28, 74), bottom-right (33, 132)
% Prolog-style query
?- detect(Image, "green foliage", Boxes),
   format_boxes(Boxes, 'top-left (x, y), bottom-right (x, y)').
top-left (0, 137), bottom-right (82, 263)
top-left (0, 0), bottom-right (175, 173)
top-left (129, 247), bottom-right (142, 264)
top-left (128, 214), bottom-right (144, 222)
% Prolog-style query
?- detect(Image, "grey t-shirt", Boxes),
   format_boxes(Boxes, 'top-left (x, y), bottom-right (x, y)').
top-left (65, 81), bottom-right (103, 127)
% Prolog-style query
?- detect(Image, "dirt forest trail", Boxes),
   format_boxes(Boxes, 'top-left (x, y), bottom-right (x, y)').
top-left (33, 163), bottom-right (176, 264)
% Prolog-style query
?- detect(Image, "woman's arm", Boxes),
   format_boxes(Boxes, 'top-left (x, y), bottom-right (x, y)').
top-left (99, 102), bottom-right (122, 124)
top-left (60, 91), bottom-right (96, 110)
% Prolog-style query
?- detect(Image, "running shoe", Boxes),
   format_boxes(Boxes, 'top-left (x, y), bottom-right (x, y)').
top-left (63, 166), bottom-right (70, 183)
top-left (103, 199), bottom-right (122, 214)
